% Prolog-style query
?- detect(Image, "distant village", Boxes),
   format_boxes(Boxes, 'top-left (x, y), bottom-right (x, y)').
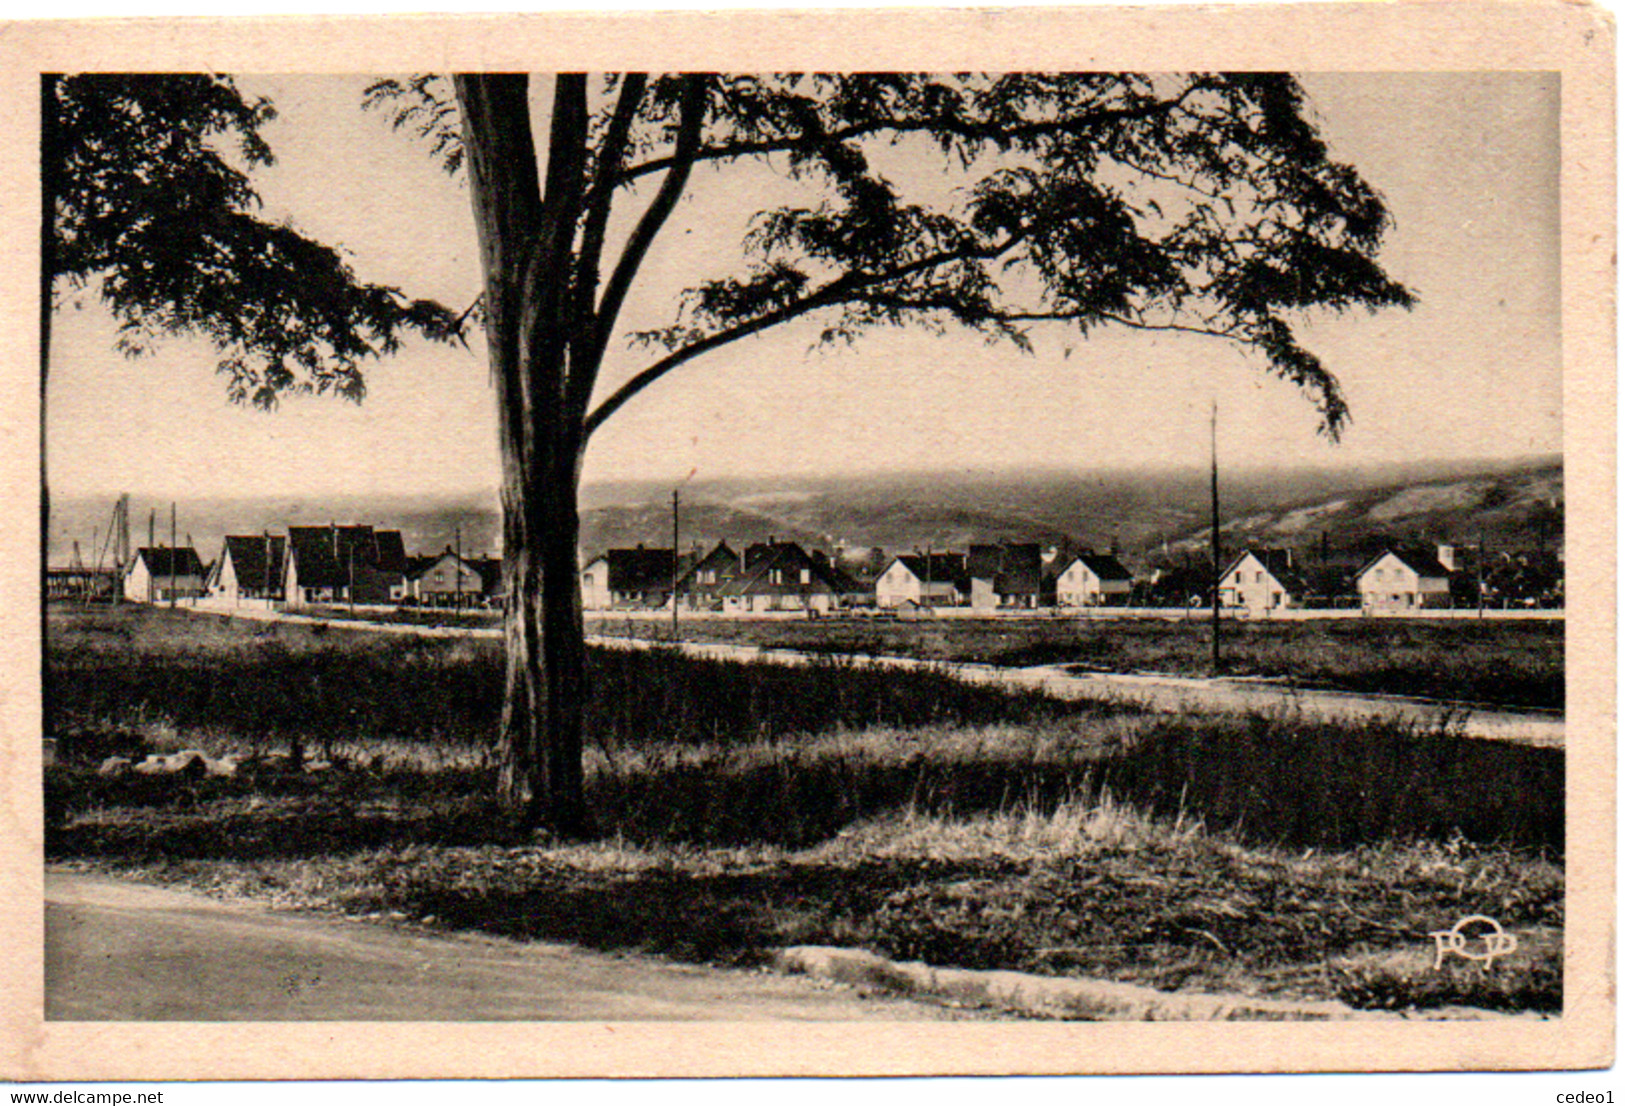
top-left (56, 517), bottom-right (1565, 616)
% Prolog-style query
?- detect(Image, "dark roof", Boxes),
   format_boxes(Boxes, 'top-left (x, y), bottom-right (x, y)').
top-left (287, 527), bottom-right (346, 588)
top-left (676, 541), bottom-right (742, 591)
top-left (1073, 553), bottom-right (1133, 583)
top-left (220, 535), bottom-right (286, 591)
top-left (607, 547), bottom-right (679, 593)
top-left (468, 557), bottom-right (504, 596)
top-left (967, 542), bottom-right (1043, 594)
top-left (895, 553), bottom-right (968, 589)
top-left (134, 546), bottom-right (205, 578)
top-left (372, 531), bottom-right (408, 574)
top-left (718, 542), bottom-right (864, 597)
top-left (405, 554), bottom-right (440, 579)
top-left (1222, 548), bottom-right (1307, 593)
top-left (288, 524), bottom-right (406, 588)
top-left (1359, 548), bottom-right (1454, 580)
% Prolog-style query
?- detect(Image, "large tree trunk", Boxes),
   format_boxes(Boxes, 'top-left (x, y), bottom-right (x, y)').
top-left (456, 73), bottom-right (596, 835)
top-left (497, 437), bottom-right (588, 833)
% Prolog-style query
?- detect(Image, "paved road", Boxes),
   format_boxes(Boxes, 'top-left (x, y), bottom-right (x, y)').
top-left (45, 872), bottom-right (972, 1021)
top-left (192, 607), bottom-right (1564, 747)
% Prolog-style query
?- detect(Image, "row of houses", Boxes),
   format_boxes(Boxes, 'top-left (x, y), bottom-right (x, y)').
top-left (581, 539), bottom-right (1137, 613)
top-left (584, 538), bottom-right (1499, 615)
top-left (1218, 546), bottom-right (1459, 614)
top-left (120, 524), bottom-right (504, 608)
top-left (116, 523), bottom-right (1540, 616)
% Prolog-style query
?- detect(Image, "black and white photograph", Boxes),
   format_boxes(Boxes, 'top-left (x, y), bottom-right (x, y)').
top-left (4, 2), bottom-right (1614, 1083)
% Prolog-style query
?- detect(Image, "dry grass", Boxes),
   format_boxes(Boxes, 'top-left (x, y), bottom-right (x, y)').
top-left (44, 603), bottom-right (1564, 1015)
top-left (594, 614), bottom-right (1564, 710)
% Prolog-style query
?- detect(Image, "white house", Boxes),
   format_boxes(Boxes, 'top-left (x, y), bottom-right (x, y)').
top-left (580, 555), bottom-right (611, 610)
top-left (1052, 553), bottom-right (1134, 607)
top-left (124, 546), bottom-right (207, 604)
top-left (208, 535), bottom-right (286, 604)
top-left (1218, 549), bottom-right (1302, 615)
top-left (408, 549), bottom-right (485, 605)
top-left (1356, 548), bottom-right (1454, 611)
top-left (874, 553), bottom-right (965, 608)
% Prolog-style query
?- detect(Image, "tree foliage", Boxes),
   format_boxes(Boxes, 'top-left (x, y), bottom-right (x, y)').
top-left (370, 72), bottom-right (1413, 440)
top-left (45, 74), bottom-right (461, 406)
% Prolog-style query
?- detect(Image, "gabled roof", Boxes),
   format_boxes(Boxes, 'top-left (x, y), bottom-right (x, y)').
top-left (967, 543), bottom-right (1043, 595)
top-left (371, 531), bottom-right (408, 575)
top-left (606, 547), bottom-right (678, 593)
top-left (893, 553), bottom-right (969, 590)
top-left (1357, 548), bottom-right (1453, 581)
top-left (717, 542), bottom-right (863, 597)
top-left (287, 527), bottom-right (346, 588)
top-left (1072, 552), bottom-right (1134, 583)
top-left (405, 554), bottom-right (440, 579)
top-left (220, 535), bottom-right (286, 591)
top-left (407, 548), bottom-right (477, 582)
top-left (133, 546), bottom-right (205, 578)
top-left (676, 541), bottom-right (742, 591)
top-left (1221, 548), bottom-right (1306, 593)
top-left (287, 524), bottom-right (405, 587)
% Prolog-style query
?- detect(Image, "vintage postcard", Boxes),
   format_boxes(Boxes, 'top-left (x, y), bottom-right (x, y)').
top-left (0, 1), bottom-right (1614, 1081)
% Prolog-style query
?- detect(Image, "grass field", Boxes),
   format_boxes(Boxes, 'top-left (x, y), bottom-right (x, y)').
top-left (590, 614), bottom-right (1565, 711)
top-left (44, 604), bottom-right (1564, 1016)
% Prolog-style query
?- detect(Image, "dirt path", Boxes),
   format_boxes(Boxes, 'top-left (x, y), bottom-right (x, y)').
top-left (193, 607), bottom-right (1563, 746)
top-left (44, 871), bottom-right (977, 1021)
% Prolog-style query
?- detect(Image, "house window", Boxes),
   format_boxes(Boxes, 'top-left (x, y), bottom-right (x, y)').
top-left (1255, 571), bottom-right (1263, 583)
top-left (799, 568), bottom-right (811, 585)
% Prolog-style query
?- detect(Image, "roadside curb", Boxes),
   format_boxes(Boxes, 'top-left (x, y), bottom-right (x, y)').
top-left (773, 945), bottom-right (1373, 1021)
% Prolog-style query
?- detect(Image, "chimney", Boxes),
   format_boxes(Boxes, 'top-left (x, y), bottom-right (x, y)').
top-left (1437, 543), bottom-right (1456, 572)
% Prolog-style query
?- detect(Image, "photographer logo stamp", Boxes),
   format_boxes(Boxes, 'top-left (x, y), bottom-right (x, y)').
top-left (1429, 915), bottom-right (1519, 970)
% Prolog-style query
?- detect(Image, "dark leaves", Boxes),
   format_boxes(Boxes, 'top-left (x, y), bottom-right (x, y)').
top-left (618, 72), bottom-right (1410, 436)
top-left (48, 74), bottom-right (462, 406)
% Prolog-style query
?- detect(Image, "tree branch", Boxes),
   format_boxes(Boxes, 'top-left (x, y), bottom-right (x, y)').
top-left (566, 73), bottom-right (648, 417)
top-left (844, 290), bottom-right (1247, 342)
top-left (584, 232), bottom-right (1023, 438)
top-left (616, 81), bottom-right (1213, 184)
top-left (591, 77), bottom-right (708, 366)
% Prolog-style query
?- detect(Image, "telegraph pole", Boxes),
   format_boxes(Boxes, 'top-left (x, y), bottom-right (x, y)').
top-left (147, 508), bottom-right (155, 604)
top-left (455, 524), bottom-right (463, 609)
top-left (1477, 526), bottom-right (1487, 619)
top-left (1210, 402), bottom-right (1222, 676)
top-left (671, 489), bottom-right (681, 639)
top-left (169, 502), bottom-right (177, 608)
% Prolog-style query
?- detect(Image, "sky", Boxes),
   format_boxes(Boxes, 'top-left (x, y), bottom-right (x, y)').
top-left (44, 71), bottom-right (1562, 500)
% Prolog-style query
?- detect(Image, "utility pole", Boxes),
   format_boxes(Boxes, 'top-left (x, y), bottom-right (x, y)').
top-left (671, 489), bottom-right (681, 639)
top-left (1477, 526), bottom-right (1486, 619)
top-left (1210, 402), bottom-right (1222, 676)
top-left (168, 502), bottom-right (177, 608)
top-left (455, 524), bottom-right (463, 610)
top-left (147, 508), bottom-right (155, 604)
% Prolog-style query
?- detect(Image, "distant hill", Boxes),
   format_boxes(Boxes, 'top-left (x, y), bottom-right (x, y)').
top-left (47, 454), bottom-right (1561, 571)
